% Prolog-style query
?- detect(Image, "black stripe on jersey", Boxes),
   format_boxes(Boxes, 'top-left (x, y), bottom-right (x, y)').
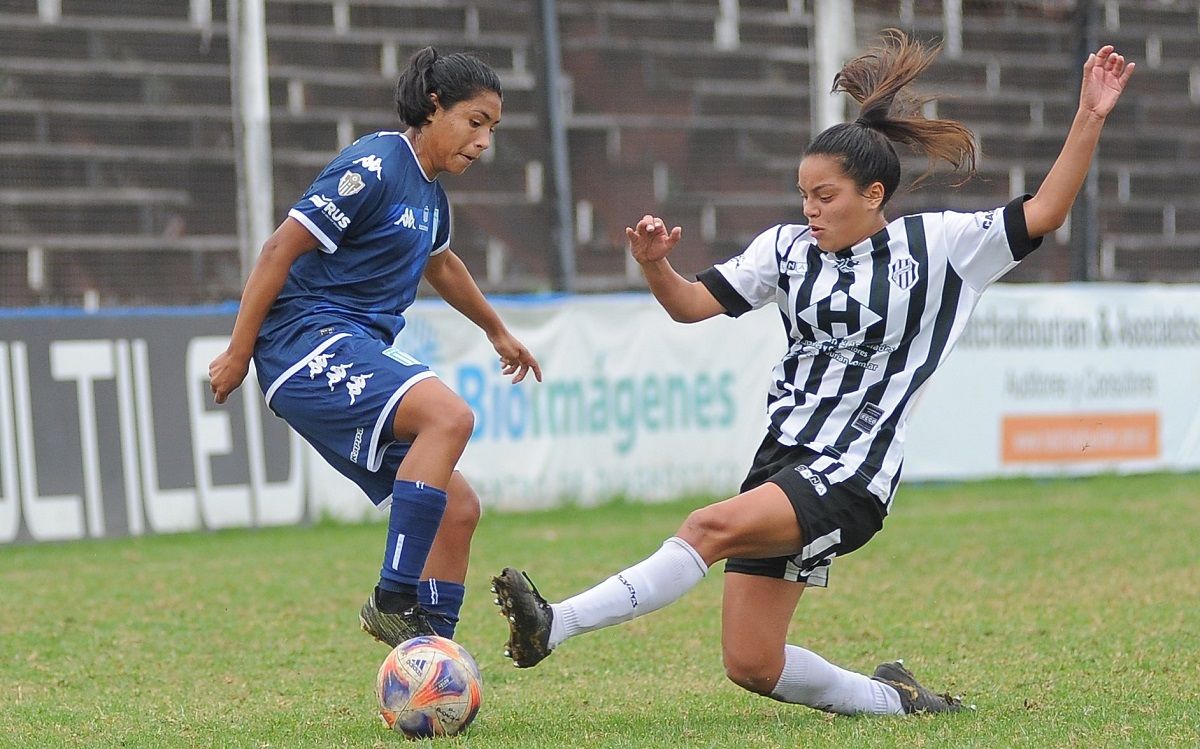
top-left (1003, 194), bottom-right (1043, 260)
top-left (775, 231), bottom-right (809, 341)
top-left (862, 223), bottom-right (966, 492)
top-left (820, 229), bottom-right (894, 453)
top-left (769, 241), bottom-right (823, 436)
top-left (697, 267), bottom-right (752, 317)
top-left (843, 215), bottom-right (931, 485)
top-left (793, 229), bottom-right (893, 450)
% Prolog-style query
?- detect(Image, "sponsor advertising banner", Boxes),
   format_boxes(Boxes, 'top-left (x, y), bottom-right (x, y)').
top-left (2, 284), bottom-right (1198, 543)
top-left (903, 284), bottom-right (1200, 479)
top-left (0, 308), bottom-right (304, 544)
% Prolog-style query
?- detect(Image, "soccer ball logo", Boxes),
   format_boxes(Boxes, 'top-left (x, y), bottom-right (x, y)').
top-left (376, 636), bottom-right (483, 738)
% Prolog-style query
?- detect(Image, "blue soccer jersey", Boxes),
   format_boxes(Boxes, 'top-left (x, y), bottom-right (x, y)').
top-left (262, 131), bottom-right (451, 343)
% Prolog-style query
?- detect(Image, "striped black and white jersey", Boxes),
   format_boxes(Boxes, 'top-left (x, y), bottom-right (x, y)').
top-left (697, 195), bottom-right (1041, 507)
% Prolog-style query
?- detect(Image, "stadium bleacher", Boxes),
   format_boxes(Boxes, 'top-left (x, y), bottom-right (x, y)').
top-left (0, 0), bottom-right (1197, 304)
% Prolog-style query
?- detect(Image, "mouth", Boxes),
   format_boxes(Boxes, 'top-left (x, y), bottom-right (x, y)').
top-left (458, 153), bottom-right (477, 165)
top-left (809, 226), bottom-right (825, 238)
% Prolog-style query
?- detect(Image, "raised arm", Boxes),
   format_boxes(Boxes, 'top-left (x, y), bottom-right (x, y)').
top-left (625, 215), bottom-right (726, 323)
top-left (1023, 45), bottom-right (1135, 239)
top-left (209, 218), bottom-right (319, 403)
top-left (423, 248), bottom-right (542, 383)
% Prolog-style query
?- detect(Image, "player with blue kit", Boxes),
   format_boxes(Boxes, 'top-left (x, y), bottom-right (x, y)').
top-left (209, 47), bottom-right (541, 646)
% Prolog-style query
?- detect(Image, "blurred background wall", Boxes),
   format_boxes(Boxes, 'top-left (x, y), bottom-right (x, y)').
top-left (2, 0), bottom-right (1198, 308)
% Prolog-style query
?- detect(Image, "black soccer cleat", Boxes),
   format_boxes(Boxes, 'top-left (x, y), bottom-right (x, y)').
top-left (490, 567), bottom-right (554, 668)
top-left (871, 660), bottom-right (965, 714)
top-left (359, 590), bottom-right (436, 648)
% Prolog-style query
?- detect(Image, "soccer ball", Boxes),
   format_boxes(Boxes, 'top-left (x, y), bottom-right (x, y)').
top-left (376, 635), bottom-right (483, 738)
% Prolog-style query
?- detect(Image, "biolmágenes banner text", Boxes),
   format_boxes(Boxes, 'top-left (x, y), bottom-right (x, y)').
top-left (4, 286), bottom-right (1199, 543)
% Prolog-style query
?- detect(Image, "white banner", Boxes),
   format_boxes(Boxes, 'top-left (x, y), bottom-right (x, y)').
top-left (311, 284), bottom-right (1200, 517)
top-left (905, 283), bottom-right (1200, 479)
top-left (309, 295), bottom-right (784, 518)
top-left (4, 286), bottom-right (1196, 540)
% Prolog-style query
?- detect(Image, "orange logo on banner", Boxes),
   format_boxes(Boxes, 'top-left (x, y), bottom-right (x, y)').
top-left (1001, 412), bottom-right (1160, 463)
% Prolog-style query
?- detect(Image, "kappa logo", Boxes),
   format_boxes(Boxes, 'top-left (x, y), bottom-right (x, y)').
top-left (395, 207), bottom-right (417, 229)
top-left (337, 170), bottom-right (365, 197)
top-left (346, 372), bottom-right (373, 405)
top-left (349, 427), bottom-right (364, 462)
top-left (308, 194), bottom-right (350, 230)
top-left (326, 362), bottom-right (353, 390)
top-left (352, 154), bottom-right (384, 180)
top-left (888, 257), bottom-right (919, 291)
top-left (308, 352), bottom-right (335, 379)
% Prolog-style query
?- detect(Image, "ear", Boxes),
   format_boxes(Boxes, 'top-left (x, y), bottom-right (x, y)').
top-left (865, 181), bottom-right (886, 209)
top-left (425, 92), bottom-right (443, 124)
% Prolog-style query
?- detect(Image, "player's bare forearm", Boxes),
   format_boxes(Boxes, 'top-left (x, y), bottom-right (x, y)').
top-left (1023, 109), bottom-right (1106, 238)
top-left (424, 249), bottom-right (507, 338)
top-left (210, 219), bottom-right (317, 403)
top-left (640, 259), bottom-right (724, 323)
top-left (1024, 45), bottom-right (1134, 239)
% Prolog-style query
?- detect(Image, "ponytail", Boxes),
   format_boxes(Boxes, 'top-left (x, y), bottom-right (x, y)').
top-left (807, 29), bottom-right (977, 205)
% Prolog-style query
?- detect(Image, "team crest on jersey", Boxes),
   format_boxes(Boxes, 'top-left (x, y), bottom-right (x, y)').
top-left (338, 170), bottom-right (365, 197)
top-left (888, 257), bottom-right (919, 290)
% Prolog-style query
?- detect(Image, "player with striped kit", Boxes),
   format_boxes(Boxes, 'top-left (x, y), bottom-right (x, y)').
top-left (495, 31), bottom-right (1134, 715)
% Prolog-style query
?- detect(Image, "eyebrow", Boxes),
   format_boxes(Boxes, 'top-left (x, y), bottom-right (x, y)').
top-left (472, 109), bottom-right (500, 125)
top-left (797, 182), bottom-right (837, 192)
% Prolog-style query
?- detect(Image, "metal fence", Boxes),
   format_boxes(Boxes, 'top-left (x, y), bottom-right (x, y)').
top-left (1, 0), bottom-right (1198, 307)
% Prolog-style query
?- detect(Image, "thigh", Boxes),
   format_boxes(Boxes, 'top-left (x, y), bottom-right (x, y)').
top-left (390, 376), bottom-right (470, 442)
top-left (678, 483), bottom-right (806, 564)
top-left (263, 332), bottom-right (435, 473)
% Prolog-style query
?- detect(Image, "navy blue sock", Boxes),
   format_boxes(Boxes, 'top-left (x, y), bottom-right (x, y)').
top-left (419, 579), bottom-right (466, 639)
top-left (379, 480), bottom-right (448, 595)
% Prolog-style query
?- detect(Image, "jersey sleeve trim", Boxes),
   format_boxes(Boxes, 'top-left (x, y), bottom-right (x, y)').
top-left (287, 208), bottom-right (337, 254)
top-left (430, 239), bottom-right (450, 256)
top-left (1003, 194), bottom-right (1042, 260)
top-left (697, 266), bottom-right (752, 318)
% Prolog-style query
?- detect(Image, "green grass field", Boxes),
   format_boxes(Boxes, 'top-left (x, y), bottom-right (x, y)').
top-left (3, 473), bottom-right (1199, 748)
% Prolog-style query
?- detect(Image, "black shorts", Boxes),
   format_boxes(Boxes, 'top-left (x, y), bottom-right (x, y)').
top-left (724, 433), bottom-right (886, 587)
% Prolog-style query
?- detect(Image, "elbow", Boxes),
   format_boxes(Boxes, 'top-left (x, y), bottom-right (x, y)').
top-left (1023, 200), bottom-right (1069, 241)
top-left (663, 305), bottom-right (702, 324)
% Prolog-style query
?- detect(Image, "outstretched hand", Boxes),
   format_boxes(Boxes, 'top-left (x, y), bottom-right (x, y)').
top-left (1080, 45), bottom-right (1135, 119)
top-left (490, 330), bottom-right (542, 384)
top-left (625, 215), bottom-right (682, 265)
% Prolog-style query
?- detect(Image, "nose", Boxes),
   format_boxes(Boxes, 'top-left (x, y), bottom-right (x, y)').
top-left (803, 197), bottom-right (818, 219)
top-left (475, 129), bottom-right (492, 153)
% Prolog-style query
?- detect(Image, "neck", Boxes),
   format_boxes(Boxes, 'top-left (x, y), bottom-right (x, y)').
top-left (405, 127), bottom-right (439, 178)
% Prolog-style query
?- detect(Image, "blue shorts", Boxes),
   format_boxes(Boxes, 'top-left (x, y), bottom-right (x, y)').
top-left (255, 323), bottom-right (436, 506)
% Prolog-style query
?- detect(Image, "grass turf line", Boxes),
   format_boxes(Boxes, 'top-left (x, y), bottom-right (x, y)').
top-left (2, 473), bottom-right (1199, 748)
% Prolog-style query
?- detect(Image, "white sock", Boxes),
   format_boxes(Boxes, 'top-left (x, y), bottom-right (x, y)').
top-left (548, 537), bottom-right (707, 649)
top-left (770, 645), bottom-right (903, 715)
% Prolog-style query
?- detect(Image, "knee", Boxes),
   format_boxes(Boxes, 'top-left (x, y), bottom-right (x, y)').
top-left (723, 651), bottom-right (780, 697)
top-left (433, 400), bottom-right (476, 445)
top-left (444, 477), bottom-right (482, 531)
top-left (679, 506), bottom-right (738, 560)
